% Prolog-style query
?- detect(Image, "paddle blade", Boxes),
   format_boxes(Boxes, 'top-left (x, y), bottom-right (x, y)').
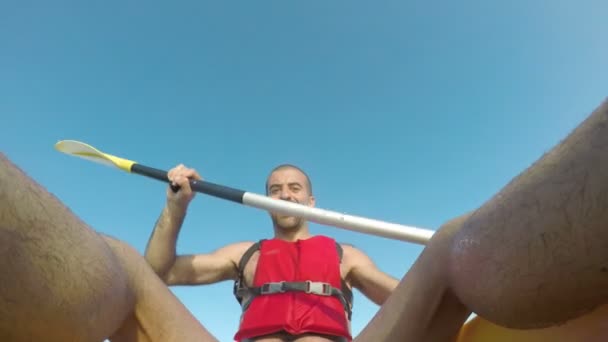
top-left (54, 140), bottom-right (136, 172)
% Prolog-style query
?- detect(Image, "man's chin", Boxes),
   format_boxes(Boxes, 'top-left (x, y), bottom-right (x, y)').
top-left (272, 217), bottom-right (300, 230)
top-left (277, 225), bottom-right (298, 231)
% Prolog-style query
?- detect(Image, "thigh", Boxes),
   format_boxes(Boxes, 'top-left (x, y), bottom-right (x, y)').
top-left (104, 236), bottom-right (219, 342)
top-left (0, 154), bottom-right (134, 341)
top-left (0, 154), bottom-right (217, 342)
top-left (448, 99), bottom-right (608, 329)
top-left (354, 215), bottom-right (471, 342)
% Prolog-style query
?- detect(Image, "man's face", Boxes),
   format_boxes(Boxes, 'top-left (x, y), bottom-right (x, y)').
top-left (266, 167), bottom-right (315, 230)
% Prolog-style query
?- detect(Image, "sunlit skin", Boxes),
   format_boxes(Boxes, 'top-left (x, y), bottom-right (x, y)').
top-left (145, 164), bottom-right (398, 341)
top-left (266, 166), bottom-right (316, 240)
top-left (2, 98), bottom-right (608, 341)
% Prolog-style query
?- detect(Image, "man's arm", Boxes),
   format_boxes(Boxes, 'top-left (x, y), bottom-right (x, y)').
top-left (144, 164), bottom-right (199, 280)
top-left (145, 204), bottom-right (250, 286)
top-left (143, 164), bottom-right (253, 286)
top-left (145, 202), bottom-right (188, 280)
top-left (343, 245), bottom-right (399, 305)
top-left (163, 242), bottom-right (253, 285)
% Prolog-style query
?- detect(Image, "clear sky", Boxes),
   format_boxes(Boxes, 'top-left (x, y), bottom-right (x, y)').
top-left (1, 1), bottom-right (607, 340)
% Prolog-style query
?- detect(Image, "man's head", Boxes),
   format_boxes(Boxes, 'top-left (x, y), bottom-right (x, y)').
top-left (265, 164), bottom-right (315, 231)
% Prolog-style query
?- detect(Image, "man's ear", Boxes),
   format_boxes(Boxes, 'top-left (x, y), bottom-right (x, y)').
top-left (308, 195), bottom-right (316, 207)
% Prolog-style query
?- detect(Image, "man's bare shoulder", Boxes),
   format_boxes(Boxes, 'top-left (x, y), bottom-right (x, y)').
top-left (337, 242), bottom-right (364, 254)
top-left (224, 241), bottom-right (257, 250)
top-left (337, 242), bottom-right (374, 266)
top-left (215, 241), bottom-right (256, 262)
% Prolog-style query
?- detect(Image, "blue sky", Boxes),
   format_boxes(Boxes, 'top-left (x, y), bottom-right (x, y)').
top-left (1, 1), bottom-right (607, 340)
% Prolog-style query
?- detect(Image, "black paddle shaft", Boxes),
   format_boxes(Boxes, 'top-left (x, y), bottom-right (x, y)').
top-left (130, 163), bottom-right (246, 204)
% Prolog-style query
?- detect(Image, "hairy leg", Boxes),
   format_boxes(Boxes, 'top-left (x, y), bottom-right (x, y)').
top-left (104, 235), bottom-right (218, 342)
top-left (354, 214), bottom-right (472, 342)
top-left (449, 98), bottom-right (608, 328)
top-left (0, 153), bottom-right (133, 341)
top-left (0, 153), bottom-right (218, 341)
top-left (355, 98), bottom-right (608, 340)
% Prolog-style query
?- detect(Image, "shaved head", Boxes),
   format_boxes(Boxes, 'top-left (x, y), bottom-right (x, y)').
top-left (265, 164), bottom-right (312, 195)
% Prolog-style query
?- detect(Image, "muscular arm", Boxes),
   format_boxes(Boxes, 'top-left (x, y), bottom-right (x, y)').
top-left (144, 203), bottom-right (251, 285)
top-left (343, 245), bottom-right (399, 306)
top-left (163, 242), bottom-right (252, 285)
top-left (144, 203), bottom-right (187, 279)
top-left (143, 165), bottom-right (252, 286)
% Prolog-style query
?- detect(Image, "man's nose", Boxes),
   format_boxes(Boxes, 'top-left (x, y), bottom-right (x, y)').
top-left (279, 189), bottom-right (292, 200)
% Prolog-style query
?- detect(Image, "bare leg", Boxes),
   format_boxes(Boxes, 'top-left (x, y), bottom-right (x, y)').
top-left (104, 235), bottom-right (218, 342)
top-left (0, 153), bottom-right (134, 341)
top-left (0, 153), bottom-right (216, 341)
top-left (355, 215), bottom-right (472, 342)
top-left (355, 97), bottom-right (608, 341)
top-left (449, 98), bottom-right (608, 328)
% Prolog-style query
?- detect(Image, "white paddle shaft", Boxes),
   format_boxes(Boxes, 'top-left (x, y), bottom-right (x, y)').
top-left (243, 193), bottom-right (434, 244)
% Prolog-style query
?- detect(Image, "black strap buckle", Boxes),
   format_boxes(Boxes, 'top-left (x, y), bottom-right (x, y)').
top-left (260, 281), bottom-right (285, 294)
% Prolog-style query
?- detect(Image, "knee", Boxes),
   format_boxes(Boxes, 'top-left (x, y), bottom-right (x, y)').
top-left (445, 210), bottom-right (604, 329)
top-left (445, 209), bottom-right (541, 328)
top-left (445, 211), bottom-right (503, 325)
top-left (426, 213), bottom-right (473, 260)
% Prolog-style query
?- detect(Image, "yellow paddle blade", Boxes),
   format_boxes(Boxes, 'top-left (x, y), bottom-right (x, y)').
top-left (54, 140), bottom-right (136, 173)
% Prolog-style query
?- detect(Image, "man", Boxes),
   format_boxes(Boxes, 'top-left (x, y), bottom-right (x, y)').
top-left (1, 98), bottom-right (607, 341)
top-left (144, 163), bottom-right (401, 341)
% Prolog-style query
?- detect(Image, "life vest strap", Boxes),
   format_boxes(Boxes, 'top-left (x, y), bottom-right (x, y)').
top-left (258, 281), bottom-right (332, 296)
top-left (237, 280), bottom-right (352, 319)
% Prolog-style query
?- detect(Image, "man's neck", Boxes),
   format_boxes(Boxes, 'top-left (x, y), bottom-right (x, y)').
top-left (273, 225), bottom-right (312, 242)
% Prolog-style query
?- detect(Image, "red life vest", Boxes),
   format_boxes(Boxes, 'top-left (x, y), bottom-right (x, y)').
top-left (233, 235), bottom-right (352, 341)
